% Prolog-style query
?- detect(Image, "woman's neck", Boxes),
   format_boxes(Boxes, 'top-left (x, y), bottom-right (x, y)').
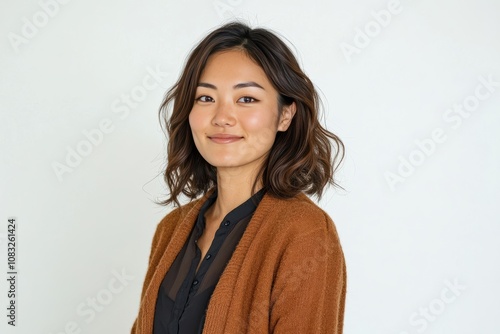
top-left (205, 169), bottom-right (262, 226)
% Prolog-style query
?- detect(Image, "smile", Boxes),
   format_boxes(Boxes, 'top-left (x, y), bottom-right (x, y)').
top-left (208, 135), bottom-right (243, 144)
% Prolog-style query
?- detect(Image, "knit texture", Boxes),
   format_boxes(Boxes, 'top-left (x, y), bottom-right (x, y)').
top-left (131, 189), bottom-right (346, 333)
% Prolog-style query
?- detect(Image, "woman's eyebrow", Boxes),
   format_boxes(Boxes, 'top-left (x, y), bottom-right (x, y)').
top-left (197, 81), bottom-right (265, 90)
top-left (197, 82), bottom-right (217, 89)
top-left (234, 81), bottom-right (265, 90)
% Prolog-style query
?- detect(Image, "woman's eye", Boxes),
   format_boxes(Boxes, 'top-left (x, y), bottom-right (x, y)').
top-left (196, 95), bottom-right (214, 103)
top-left (238, 96), bottom-right (257, 103)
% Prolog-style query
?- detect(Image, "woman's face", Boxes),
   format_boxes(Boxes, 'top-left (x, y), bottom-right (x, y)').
top-left (189, 49), bottom-right (295, 176)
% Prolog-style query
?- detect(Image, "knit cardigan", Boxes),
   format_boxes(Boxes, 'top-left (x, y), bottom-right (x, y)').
top-left (131, 189), bottom-right (346, 333)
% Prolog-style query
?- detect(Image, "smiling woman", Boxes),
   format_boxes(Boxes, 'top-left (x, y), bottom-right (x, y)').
top-left (131, 21), bottom-right (346, 334)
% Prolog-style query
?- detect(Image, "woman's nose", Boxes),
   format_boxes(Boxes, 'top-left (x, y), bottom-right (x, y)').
top-left (211, 100), bottom-right (236, 126)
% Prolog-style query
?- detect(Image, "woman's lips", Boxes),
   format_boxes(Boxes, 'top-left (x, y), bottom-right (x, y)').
top-left (208, 135), bottom-right (243, 144)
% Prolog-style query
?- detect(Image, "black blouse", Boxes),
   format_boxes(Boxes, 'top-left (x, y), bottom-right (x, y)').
top-left (153, 188), bottom-right (266, 334)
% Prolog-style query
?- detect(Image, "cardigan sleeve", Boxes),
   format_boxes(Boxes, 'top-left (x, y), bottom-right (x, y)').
top-left (269, 213), bottom-right (346, 333)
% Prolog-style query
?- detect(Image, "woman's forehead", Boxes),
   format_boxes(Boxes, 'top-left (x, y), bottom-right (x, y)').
top-left (199, 50), bottom-right (272, 88)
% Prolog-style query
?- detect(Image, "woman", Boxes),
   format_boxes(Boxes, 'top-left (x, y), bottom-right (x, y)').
top-left (131, 21), bottom-right (346, 334)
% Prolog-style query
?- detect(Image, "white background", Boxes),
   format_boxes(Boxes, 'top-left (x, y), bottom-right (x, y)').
top-left (1, 0), bottom-right (499, 333)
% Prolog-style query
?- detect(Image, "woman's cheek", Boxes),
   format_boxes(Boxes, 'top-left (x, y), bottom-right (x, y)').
top-left (242, 110), bottom-right (271, 130)
top-left (189, 110), bottom-right (204, 132)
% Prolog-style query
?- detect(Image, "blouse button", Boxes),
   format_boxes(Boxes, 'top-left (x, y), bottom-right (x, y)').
top-left (223, 221), bottom-right (230, 226)
top-left (206, 254), bottom-right (212, 260)
top-left (192, 280), bottom-right (199, 286)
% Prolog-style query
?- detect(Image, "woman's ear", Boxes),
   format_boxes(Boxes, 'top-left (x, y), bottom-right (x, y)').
top-left (277, 102), bottom-right (297, 132)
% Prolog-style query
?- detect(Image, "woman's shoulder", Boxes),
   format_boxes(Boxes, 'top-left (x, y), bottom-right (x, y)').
top-left (256, 192), bottom-right (344, 266)
top-left (267, 192), bottom-right (331, 220)
top-left (262, 192), bottom-right (340, 240)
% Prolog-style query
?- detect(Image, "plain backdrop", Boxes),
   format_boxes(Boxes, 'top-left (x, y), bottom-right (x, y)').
top-left (1, 0), bottom-right (499, 333)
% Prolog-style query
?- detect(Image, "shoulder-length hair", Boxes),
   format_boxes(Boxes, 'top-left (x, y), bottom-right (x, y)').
top-left (157, 21), bottom-right (345, 207)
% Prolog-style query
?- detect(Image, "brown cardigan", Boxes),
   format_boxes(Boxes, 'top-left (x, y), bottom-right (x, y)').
top-left (131, 189), bottom-right (346, 333)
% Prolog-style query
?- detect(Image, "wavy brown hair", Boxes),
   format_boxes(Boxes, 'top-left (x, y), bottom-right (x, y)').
top-left (157, 21), bottom-right (345, 207)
